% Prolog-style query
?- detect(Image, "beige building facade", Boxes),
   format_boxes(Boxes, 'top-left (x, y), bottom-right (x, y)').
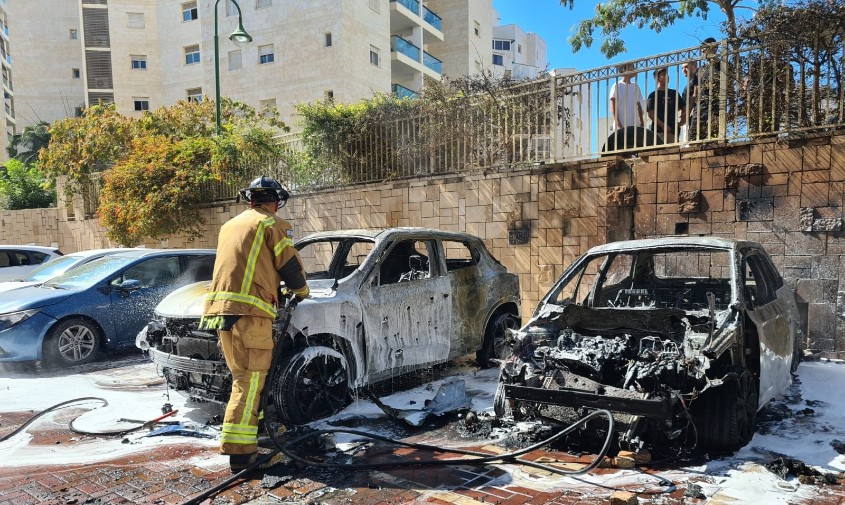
top-left (0, 0), bottom-right (13, 160)
top-left (7, 0), bottom-right (543, 128)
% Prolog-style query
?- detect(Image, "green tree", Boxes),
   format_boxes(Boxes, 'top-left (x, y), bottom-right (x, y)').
top-left (39, 99), bottom-right (288, 246)
top-left (0, 159), bottom-right (56, 210)
top-left (7, 122), bottom-right (51, 165)
top-left (565, 0), bottom-right (754, 58)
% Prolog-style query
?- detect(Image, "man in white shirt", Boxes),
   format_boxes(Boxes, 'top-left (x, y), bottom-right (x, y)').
top-left (609, 62), bottom-right (644, 130)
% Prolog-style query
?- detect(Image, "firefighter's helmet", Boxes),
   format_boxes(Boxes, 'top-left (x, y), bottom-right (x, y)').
top-left (239, 176), bottom-right (290, 206)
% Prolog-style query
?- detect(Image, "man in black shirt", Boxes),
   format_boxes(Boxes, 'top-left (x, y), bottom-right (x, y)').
top-left (647, 67), bottom-right (685, 144)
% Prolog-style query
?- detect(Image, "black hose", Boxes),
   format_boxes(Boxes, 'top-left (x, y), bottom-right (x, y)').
top-left (277, 409), bottom-right (615, 475)
top-left (0, 397), bottom-right (108, 443)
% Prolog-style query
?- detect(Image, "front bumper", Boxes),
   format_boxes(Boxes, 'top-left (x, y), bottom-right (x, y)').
top-left (148, 348), bottom-right (228, 375)
top-left (0, 311), bottom-right (56, 362)
top-left (503, 384), bottom-right (673, 419)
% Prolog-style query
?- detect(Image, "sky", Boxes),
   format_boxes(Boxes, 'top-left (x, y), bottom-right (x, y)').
top-left (491, 0), bottom-right (734, 71)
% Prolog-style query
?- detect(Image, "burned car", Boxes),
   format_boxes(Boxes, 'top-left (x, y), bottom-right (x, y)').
top-left (137, 228), bottom-right (520, 425)
top-left (495, 238), bottom-right (800, 453)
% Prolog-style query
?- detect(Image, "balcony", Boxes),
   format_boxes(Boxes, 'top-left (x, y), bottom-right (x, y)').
top-left (423, 51), bottom-right (442, 75)
top-left (391, 35), bottom-right (421, 62)
top-left (422, 6), bottom-right (442, 32)
top-left (389, 0), bottom-right (443, 41)
top-left (392, 83), bottom-right (418, 99)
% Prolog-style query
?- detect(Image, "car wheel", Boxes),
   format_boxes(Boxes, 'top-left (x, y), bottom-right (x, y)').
top-left (493, 382), bottom-right (512, 418)
top-left (44, 318), bottom-right (101, 367)
top-left (694, 369), bottom-right (758, 453)
top-left (270, 345), bottom-right (351, 426)
top-left (477, 311), bottom-right (520, 368)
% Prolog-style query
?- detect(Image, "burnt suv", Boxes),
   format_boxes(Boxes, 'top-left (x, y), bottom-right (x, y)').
top-left (495, 238), bottom-right (800, 453)
top-left (137, 228), bottom-right (520, 425)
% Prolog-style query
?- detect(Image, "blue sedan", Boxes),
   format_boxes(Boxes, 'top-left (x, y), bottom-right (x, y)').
top-left (0, 249), bottom-right (215, 367)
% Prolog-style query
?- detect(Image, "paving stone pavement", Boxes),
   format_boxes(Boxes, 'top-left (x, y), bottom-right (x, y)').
top-left (3, 434), bottom-right (845, 505)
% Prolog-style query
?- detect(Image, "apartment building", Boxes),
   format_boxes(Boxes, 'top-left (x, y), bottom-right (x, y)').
top-left (9, 0), bottom-right (544, 130)
top-left (491, 23), bottom-right (547, 80)
top-left (0, 0), bottom-right (13, 159)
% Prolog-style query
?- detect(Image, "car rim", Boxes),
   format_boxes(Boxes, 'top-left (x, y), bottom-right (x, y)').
top-left (57, 324), bottom-right (96, 362)
top-left (294, 352), bottom-right (349, 421)
top-left (736, 372), bottom-right (758, 442)
top-left (492, 314), bottom-right (519, 360)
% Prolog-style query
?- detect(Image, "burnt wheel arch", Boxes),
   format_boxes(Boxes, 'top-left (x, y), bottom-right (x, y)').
top-left (269, 343), bottom-right (352, 425)
top-left (693, 369), bottom-right (759, 453)
top-left (477, 303), bottom-right (520, 368)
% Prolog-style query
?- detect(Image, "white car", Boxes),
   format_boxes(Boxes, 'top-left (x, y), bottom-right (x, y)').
top-left (0, 248), bottom-right (132, 293)
top-left (0, 246), bottom-right (63, 282)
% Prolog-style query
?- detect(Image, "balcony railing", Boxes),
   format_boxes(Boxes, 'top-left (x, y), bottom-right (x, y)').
top-left (391, 0), bottom-right (419, 16)
top-left (422, 6), bottom-right (442, 31)
top-left (391, 35), bottom-right (420, 62)
top-left (392, 83), bottom-right (418, 99)
top-left (423, 51), bottom-right (441, 74)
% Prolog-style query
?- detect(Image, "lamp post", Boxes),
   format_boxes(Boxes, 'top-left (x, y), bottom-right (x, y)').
top-left (214, 0), bottom-right (252, 135)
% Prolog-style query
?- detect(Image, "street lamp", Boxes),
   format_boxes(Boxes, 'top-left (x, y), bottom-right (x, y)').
top-left (214, 0), bottom-right (252, 135)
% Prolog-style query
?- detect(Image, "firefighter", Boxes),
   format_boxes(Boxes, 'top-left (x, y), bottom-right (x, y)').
top-left (200, 175), bottom-right (309, 472)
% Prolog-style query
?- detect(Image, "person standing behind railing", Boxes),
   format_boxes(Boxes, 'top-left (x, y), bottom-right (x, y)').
top-left (609, 62), bottom-right (645, 147)
top-left (679, 60), bottom-right (698, 141)
top-left (688, 37), bottom-right (721, 141)
top-left (647, 67), bottom-right (685, 145)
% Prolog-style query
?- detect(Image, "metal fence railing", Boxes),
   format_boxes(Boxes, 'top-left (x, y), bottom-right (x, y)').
top-left (262, 36), bottom-right (844, 194)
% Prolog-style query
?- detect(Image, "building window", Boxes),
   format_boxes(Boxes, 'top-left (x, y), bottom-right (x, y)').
top-left (72, 68), bottom-right (81, 78)
top-left (182, 2), bottom-right (198, 21)
top-left (369, 46), bottom-right (380, 67)
top-left (133, 97), bottom-right (150, 111)
top-left (474, 21), bottom-right (480, 37)
top-left (186, 87), bottom-right (203, 102)
top-left (226, 0), bottom-right (237, 16)
top-left (69, 29), bottom-right (78, 40)
top-left (325, 90), bottom-right (334, 101)
top-left (325, 32), bottom-right (332, 47)
top-left (74, 106), bottom-right (84, 117)
top-left (369, 0), bottom-right (380, 12)
top-left (492, 54), bottom-right (503, 66)
top-left (127, 12), bottom-right (145, 29)
top-left (492, 40), bottom-right (511, 51)
top-left (185, 45), bottom-right (200, 65)
top-left (131, 55), bottom-right (147, 69)
top-left (256, 0), bottom-right (272, 8)
top-left (228, 49), bottom-right (242, 70)
top-left (259, 44), bottom-right (275, 64)
top-left (517, 44), bottom-right (522, 54)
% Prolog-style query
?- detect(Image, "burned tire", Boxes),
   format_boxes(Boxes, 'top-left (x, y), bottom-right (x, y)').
top-left (44, 318), bottom-right (101, 367)
top-left (270, 346), bottom-right (351, 426)
top-left (477, 311), bottom-right (520, 368)
top-left (694, 370), bottom-right (759, 453)
top-left (493, 382), bottom-right (512, 418)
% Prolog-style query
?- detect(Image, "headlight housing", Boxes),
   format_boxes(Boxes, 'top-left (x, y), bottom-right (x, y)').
top-left (0, 309), bottom-right (40, 332)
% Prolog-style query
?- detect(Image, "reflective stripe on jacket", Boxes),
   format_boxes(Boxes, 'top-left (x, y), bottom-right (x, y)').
top-left (203, 206), bottom-right (309, 320)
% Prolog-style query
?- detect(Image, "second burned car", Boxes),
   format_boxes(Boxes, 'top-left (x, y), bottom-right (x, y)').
top-left (137, 228), bottom-right (520, 425)
top-left (495, 238), bottom-right (801, 453)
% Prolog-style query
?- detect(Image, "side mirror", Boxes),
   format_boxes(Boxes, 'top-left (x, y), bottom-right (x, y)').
top-left (118, 279), bottom-right (142, 291)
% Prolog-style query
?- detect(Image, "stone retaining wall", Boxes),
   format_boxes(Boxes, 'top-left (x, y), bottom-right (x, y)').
top-left (3, 133), bottom-right (845, 351)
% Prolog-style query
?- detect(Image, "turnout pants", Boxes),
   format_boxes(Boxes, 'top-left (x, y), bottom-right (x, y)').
top-left (218, 315), bottom-right (274, 455)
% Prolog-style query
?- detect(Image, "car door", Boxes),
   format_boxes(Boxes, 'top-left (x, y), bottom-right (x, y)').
top-left (359, 238), bottom-right (451, 376)
top-left (741, 250), bottom-right (795, 406)
top-left (109, 255), bottom-right (182, 346)
top-left (442, 239), bottom-right (486, 358)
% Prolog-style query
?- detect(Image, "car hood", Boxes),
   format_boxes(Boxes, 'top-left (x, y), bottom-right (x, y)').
top-left (154, 280), bottom-right (332, 319)
top-left (0, 284), bottom-right (73, 313)
top-left (0, 281), bottom-right (38, 294)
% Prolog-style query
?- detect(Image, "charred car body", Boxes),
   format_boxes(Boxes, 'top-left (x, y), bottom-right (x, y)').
top-left (495, 238), bottom-right (800, 453)
top-left (137, 228), bottom-right (520, 425)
